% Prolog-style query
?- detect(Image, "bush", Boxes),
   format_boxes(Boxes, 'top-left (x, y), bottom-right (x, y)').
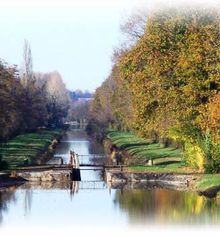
top-left (183, 142), bottom-right (204, 171)
top-left (199, 133), bottom-right (220, 174)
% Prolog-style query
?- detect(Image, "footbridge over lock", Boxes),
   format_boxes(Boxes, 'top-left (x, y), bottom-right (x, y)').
top-left (14, 153), bottom-right (126, 182)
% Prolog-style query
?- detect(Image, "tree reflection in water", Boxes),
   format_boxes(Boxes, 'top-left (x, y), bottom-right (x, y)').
top-left (113, 188), bottom-right (220, 225)
top-left (0, 186), bottom-right (17, 225)
top-left (24, 189), bottom-right (33, 216)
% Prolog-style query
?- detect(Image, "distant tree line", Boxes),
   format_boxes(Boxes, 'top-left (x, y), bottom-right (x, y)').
top-left (0, 41), bottom-right (69, 142)
top-left (89, 7), bottom-right (220, 173)
top-left (69, 90), bottom-right (92, 101)
top-left (67, 90), bottom-right (93, 122)
top-left (68, 100), bottom-right (90, 123)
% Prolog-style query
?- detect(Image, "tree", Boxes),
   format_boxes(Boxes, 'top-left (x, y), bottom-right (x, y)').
top-left (20, 41), bottom-right (48, 131)
top-left (22, 40), bottom-right (33, 87)
top-left (35, 71), bottom-right (70, 128)
top-left (120, 10), bottom-right (147, 46)
top-left (0, 61), bottom-right (23, 141)
top-left (90, 7), bottom-right (220, 172)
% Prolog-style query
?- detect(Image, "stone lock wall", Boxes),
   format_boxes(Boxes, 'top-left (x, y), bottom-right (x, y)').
top-left (17, 170), bottom-right (70, 182)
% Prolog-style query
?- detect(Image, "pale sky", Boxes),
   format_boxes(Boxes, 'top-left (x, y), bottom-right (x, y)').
top-left (0, 0), bottom-right (219, 91)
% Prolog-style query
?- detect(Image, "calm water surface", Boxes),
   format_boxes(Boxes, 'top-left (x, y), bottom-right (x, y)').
top-left (1, 129), bottom-right (220, 230)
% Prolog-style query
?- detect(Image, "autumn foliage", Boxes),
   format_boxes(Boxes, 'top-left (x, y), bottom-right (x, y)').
top-left (90, 7), bottom-right (220, 173)
top-left (0, 61), bottom-right (69, 141)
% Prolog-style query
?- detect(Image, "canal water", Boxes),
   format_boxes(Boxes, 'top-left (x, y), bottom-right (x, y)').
top-left (1, 129), bottom-right (220, 233)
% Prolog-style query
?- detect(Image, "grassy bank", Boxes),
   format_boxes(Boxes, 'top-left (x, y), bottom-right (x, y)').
top-left (106, 130), bottom-right (182, 164)
top-left (128, 163), bottom-right (194, 174)
top-left (0, 129), bottom-right (63, 169)
top-left (194, 175), bottom-right (220, 191)
top-left (106, 130), bottom-right (220, 194)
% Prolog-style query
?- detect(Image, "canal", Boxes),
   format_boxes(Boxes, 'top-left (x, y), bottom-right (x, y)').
top-left (1, 129), bottom-right (220, 232)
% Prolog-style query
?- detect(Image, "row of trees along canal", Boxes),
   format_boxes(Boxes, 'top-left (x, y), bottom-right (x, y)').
top-left (87, 6), bottom-right (220, 174)
top-left (0, 41), bottom-right (70, 169)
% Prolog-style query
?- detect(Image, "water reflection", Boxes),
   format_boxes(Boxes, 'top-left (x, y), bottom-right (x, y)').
top-left (24, 189), bottom-right (33, 216)
top-left (1, 184), bottom-right (220, 227)
top-left (0, 187), bottom-right (17, 224)
top-left (54, 130), bottom-right (104, 164)
top-left (1, 129), bottom-right (220, 228)
top-left (70, 181), bottom-right (79, 200)
top-left (114, 188), bottom-right (220, 225)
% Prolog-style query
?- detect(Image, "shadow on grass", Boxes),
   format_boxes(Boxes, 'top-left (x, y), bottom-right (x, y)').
top-left (156, 160), bottom-right (182, 165)
top-left (117, 142), bottom-right (150, 149)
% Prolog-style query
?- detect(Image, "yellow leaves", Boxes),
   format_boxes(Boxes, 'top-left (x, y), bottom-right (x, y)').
top-left (92, 7), bottom-right (220, 172)
top-left (198, 92), bottom-right (220, 135)
top-left (193, 196), bottom-right (204, 215)
top-left (195, 146), bottom-right (205, 171)
top-left (207, 92), bottom-right (220, 129)
top-left (184, 142), bottom-right (204, 171)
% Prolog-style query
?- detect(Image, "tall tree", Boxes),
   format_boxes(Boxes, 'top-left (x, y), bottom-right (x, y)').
top-left (22, 40), bottom-right (33, 87)
top-left (20, 40), bottom-right (48, 130)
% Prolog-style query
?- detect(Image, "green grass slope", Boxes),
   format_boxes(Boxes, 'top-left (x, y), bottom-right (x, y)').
top-left (106, 130), bottom-right (182, 164)
top-left (0, 129), bottom-right (63, 168)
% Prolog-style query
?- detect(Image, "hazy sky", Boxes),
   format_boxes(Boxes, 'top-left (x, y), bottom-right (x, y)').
top-left (0, 0), bottom-right (219, 91)
top-left (0, 0), bottom-right (144, 92)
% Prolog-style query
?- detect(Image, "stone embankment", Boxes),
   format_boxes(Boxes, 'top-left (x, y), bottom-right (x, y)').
top-left (106, 170), bottom-right (198, 191)
top-left (0, 169), bottom-right (71, 189)
top-left (17, 170), bottom-right (70, 182)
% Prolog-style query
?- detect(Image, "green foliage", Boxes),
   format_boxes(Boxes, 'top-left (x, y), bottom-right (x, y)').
top-left (197, 132), bottom-right (220, 173)
top-left (183, 142), bottom-right (204, 170)
top-left (169, 126), bottom-right (204, 170)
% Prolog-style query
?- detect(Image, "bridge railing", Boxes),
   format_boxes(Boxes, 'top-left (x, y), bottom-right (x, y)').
top-left (77, 154), bottom-right (108, 166)
top-left (49, 153), bottom-right (110, 167)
